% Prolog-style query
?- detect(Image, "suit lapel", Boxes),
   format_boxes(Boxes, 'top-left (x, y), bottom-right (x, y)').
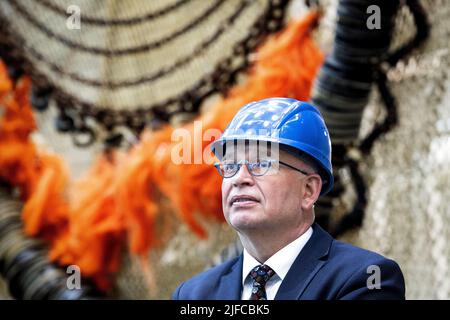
top-left (275, 223), bottom-right (333, 300)
top-left (215, 254), bottom-right (243, 299)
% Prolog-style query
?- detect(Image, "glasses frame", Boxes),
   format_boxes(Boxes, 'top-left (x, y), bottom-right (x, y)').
top-left (214, 159), bottom-right (310, 178)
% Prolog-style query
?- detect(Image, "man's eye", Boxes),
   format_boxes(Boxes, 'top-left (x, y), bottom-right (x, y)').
top-left (260, 161), bottom-right (271, 168)
top-left (253, 161), bottom-right (270, 169)
top-left (249, 161), bottom-right (270, 170)
top-left (223, 163), bottom-right (237, 171)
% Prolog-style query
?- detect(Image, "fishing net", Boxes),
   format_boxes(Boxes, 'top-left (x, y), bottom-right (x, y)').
top-left (0, 0), bottom-right (289, 135)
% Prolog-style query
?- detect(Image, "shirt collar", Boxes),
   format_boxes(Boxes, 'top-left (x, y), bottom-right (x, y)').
top-left (242, 226), bottom-right (313, 285)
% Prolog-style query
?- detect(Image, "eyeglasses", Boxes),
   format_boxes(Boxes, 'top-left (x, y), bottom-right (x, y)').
top-left (214, 159), bottom-right (310, 178)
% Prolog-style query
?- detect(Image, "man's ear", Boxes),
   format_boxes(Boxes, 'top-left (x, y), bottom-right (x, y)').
top-left (301, 174), bottom-right (322, 210)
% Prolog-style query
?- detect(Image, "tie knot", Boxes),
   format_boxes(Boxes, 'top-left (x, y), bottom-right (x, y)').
top-left (250, 264), bottom-right (275, 286)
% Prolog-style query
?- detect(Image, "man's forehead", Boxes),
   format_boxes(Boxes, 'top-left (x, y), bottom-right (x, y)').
top-left (222, 140), bottom-right (280, 160)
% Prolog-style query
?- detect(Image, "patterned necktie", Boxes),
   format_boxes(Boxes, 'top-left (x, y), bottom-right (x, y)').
top-left (249, 264), bottom-right (276, 300)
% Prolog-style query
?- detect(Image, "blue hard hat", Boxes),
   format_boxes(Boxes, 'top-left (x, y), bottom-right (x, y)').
top-left (211, 97), bottom-right (334, 195)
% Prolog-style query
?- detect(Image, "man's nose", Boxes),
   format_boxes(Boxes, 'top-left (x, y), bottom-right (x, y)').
top-left (231, 164), bottom-right (255, 187)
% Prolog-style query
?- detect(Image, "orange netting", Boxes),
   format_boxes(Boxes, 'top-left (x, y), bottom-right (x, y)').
top-left (0, 12), bottom-right (323, 290)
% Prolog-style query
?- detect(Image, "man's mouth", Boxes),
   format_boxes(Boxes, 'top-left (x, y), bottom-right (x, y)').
top-left (230, 195), bottom-right (259, 207)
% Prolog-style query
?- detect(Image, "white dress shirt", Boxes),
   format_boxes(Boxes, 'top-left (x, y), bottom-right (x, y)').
top-left (241, 227), bottom-right (313, 300)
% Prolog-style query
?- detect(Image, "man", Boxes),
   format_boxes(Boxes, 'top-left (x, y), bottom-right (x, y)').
top-left (172, 98), bottom-right (405, 300)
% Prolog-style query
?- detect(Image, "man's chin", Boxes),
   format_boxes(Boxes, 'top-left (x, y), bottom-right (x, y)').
top-left (229, 215), bottom-right (265, 232)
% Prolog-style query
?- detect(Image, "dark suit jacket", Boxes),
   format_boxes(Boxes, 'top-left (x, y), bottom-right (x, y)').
top-left (172, 223), bottom-right (405, 300)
